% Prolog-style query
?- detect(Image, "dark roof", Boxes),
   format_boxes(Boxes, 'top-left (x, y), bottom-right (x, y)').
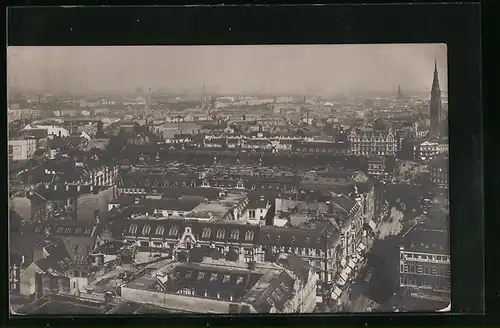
top-left (250, 271), bottom-right (295, 313)
top-left (402, 224), bottom-right (449, 254)
top-left (162, 263), bottom-right (263, 302)
top-left (10, 231), bottom-right (49, 260)
top-left (274, 253), bottom-right (310, 282)
top-left (258, 222), bottom-right (339, 248)
top-left (123, 218), bottom-right (260, 245)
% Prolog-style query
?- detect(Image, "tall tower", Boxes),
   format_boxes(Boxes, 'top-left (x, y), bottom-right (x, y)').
top-left (397, 84), bottom-right (402, 100)
top-left (430, 59), bottom-right (442, 138)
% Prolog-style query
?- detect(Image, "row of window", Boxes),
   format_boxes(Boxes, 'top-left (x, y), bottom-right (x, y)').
top-left (128, 225), bottom-right (256, 241)
top-left (403, 253), bottom-right (449, 262)
top-left (400, 263), bottom-right (450, 276)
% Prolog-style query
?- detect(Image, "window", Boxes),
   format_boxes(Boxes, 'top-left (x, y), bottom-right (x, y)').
top-left (156, 225), bottom-right (164, 235)
top-left (432, 267), bottom-right (437, 275)
top-left (409, 264), bottom-right (415, 273)
top-left (154, 242), bottom-right (162, 248)
top-left (266, 297), bottom-right (274, 306)
top-left (185, 271), bottom-right (193, 279)
top-left (275, 289), bottom-right (284, 298)
top-left (400, 264), bottom-right (404, 273)
top-left (140, 241), bottom-right (149, 247)
top-left (245, 231), bottom-right (254, 241)
top-left (417, 264), bottom-right (423, 274)
top-left (35, 226), bottom-right (42, 233)
top-left (403, 264), bottom-right (409, 273)
top-left (230, 230), bottom-right (240, 240)
top-left (305, 237), bottom-right (309, 243)
top-left (272, 291), bottom-right (280, 299)
top-left (223, 275), bottom-right (230, 283)
top-left (210, 273), bottom-right (218, 282)
top-left (75, 228), bottom-right (82, 234)
top-left (197, 272), bottom-right (205, 280)
top-left (129, 224), bottom-right (138, 234)
top-left (236, 276), bottom-right (244, 284)
top-left (202, 228), bottom-right (211, 238)
top-left (276, 235), bottom-right (281, 240)
top-left (424, 266), bottom-right (430, 275)
top-left (84, 228), bottom-right (92, 235)
top-left (280, 283), bottom-right (289, 291)
top-left (216, 229), bottom-right (225, 239)
top-left (142, 225), bottom-right (151, 235)
top-left (57, 227), bottom-right (64, 233)
top-left (44, 227), bottom-right (51, 234)
top-left (169, 226), bottom-right (179, 237)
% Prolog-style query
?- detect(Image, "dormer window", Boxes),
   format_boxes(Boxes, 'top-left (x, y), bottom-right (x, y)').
top-left (216, 229), bottom-right (225, 239)
top-left (245, 231), bottom-right (254, 241)
top-left (129, 224), bottom-right (138, 234)
top-left (230, 230), bottom-right (240, 240)
top-left (169, 226), bottom-right (179, 237)
top-left (142, 225), bottom-right (151, 235)
top-left (156, 225), bottom-right (164, 235)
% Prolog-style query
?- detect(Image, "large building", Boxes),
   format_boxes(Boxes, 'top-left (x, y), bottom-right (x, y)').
top-left (429, 60), bottom-right (442, 138)
top-left (120, 255), bottom-right (317, 313)
top-left (399, 222), bottom-right (450, 302)
top-left (347, 127), bottom-right (398, 156)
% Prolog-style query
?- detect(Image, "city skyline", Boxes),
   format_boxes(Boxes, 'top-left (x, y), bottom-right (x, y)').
top-left (7, 44), bottom-right (447, 96)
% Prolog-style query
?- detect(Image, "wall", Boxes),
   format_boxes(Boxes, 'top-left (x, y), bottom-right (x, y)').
top-left (121, 287), bottom-right (232, 313)
top-left (70, 277), bottom-right (89, 295)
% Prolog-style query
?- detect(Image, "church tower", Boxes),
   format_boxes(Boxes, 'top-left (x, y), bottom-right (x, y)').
top-left (430, 59), bottom-right (442, 138)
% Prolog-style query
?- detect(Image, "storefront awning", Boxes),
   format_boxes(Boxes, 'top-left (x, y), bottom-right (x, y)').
top-left (348, 260), bottom-right (356, 269)
top-left (368, 220), bottom-right (377, 230)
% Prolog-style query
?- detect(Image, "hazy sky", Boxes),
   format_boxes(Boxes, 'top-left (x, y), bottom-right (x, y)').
top-left (7, 44), bottom-right (447, 95)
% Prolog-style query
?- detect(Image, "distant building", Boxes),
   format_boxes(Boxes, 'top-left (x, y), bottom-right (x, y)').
top-left (8, 138), bottom-right (38, 161)
top-left (348, 127), bottom-right (398, 156)
top-left (428, 155), bottom-right (448, 188)
top-left (367, 156), bottom-right (385, 177)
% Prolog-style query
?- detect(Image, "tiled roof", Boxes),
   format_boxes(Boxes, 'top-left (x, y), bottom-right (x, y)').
top-left (402, 225), bottom-right (449, 254)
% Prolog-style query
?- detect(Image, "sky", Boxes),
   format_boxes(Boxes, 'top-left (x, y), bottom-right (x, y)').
top-left (7, 44), bottom-right (447, 96)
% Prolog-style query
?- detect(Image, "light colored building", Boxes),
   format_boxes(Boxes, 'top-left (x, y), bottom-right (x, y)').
top-left (8, 138), bottom-right (38, 161)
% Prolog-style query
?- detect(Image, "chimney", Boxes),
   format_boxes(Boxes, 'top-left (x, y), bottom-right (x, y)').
top-left (247, 261), bottom-right (256, 271)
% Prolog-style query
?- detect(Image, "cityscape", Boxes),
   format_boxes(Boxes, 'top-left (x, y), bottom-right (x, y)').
top-left (8, 44), bottom-right (450, 314)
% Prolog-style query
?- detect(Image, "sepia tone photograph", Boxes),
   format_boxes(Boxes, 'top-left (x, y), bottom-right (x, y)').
top-left (8, 44), bottom-right (450, 315)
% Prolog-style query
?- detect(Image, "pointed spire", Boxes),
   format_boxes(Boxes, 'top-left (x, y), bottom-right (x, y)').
top-left (434, 57), bottom-right (437, 72)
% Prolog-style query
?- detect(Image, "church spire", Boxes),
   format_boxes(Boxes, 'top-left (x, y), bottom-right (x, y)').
top-left (430, 59), bottom-right (442, 138)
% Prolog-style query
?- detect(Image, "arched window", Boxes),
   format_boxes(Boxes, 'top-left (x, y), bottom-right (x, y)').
top-left (142, 225), bottom-right (151, 235)
top-left (145, 178), bottom-right (150, 187)
top-left (164, 180), bottom-right (169, 187)
top-left (156, 225), bottom-right (164, 235)
top-left (216, 229), bottom-right (225, 239)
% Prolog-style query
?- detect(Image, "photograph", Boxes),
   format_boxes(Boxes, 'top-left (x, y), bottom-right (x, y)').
top-left (8, 44), bottom-right (450, 315)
